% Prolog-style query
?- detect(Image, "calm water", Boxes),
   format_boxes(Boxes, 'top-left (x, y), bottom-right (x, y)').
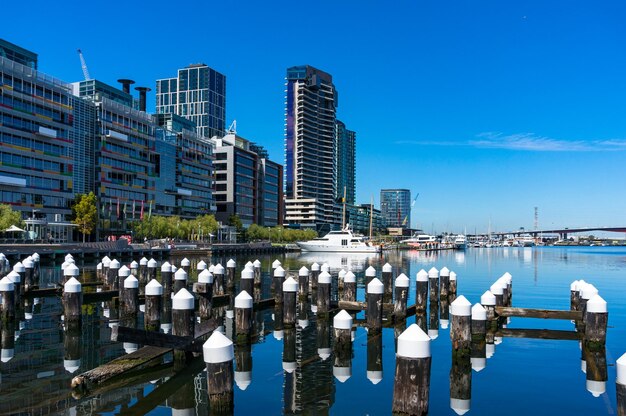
top-left (1, 246), bottom-right (625, 415)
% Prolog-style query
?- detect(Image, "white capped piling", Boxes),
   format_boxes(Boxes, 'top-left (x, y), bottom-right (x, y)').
top-left (195, 270), bottom-right (213, 320)
top-left (365, 266), bottom-right (377, 293)
top-left (338, 269), bottom-right (347, 291)
top-left (416, 269), bottom-right (429, 313)
top-left (394, 273), bottom-right (410, 321)
top-left (585, 295), bottom-right (608, 348)
top-left (160, 261), bottom-right (173, 295)
top-left (63, 277), bottom-right (83, 326)
top-left (121, 275), bottom-right (139, 317)
top-left (139, 257), bottom-right (148, 284)
top-left (367, 278), bottom-right (384, 332)
top-left (102, 256), bottom-right (111, 283)
top-left (471, 304), bottom-right (487, 339)
top-left (317, 271), bottom-right (331, 314)
top-left (273, 266), bottom-right (285, 304)
top-left (174, 268), bottom-right (188, 294)
top-left (343, 271), bottom-right (356, 302)
top-left (334, 309), bottom-right (353, 356)
top-left (450, 271), bottom-right (458, 297)
top-left (321, 263), bottom-right (330, 273)
top-left (580, 284), bottom-right (598, 313)
top-left (616, 353), bottom-right (626, 415)
top-left (203, 331), bottom-right (235, 413)
top-left (96, 262), bottom-right (103, 282)
top-left (130, 260), bottom-right (139, 277)
top-left (197, 259), bottom-right (207, 271)
top-left (502, 272), bottom-right (512, 305)
top-left (382, 263), bottom-right (393, 299)
top-left (109, 259), bottom-right (121, 290)
top-left (213, 263), bottom-right (226, 296)
top-left (0, 253), bottom-right (6, 275)
top-left (440, 267), bottom-right (450, 299)
top-left (13, 262), bottom-right (25, 291)
top-left (283, 277), bottom-right (298, 328)
top-left (239, 266), bottom-right (254, 299)
top-left (570, 280), bottom-right (580, 312)
top-left (235, 291), bottom-right (253, 343)
top-left (480, 290), bottom-right (496, 321)
top-left (147, 258), bottom-right (157, 280)
top-left (7, 271), bottom-right (21, 307)
top-left (252, 259), bottom-right (261, 287)
top-left (310, 262), bottom-right (320, 290)
top-left (298, 266), bottom-right (309, 299)
top-left (0, 276), bottom-right (15, 322)
top-left (172, 288), bottom-right (195, 339)
top-left (450, 296), bottom-right (472, 354)
top-left (428, 267), bottom-right (439, 300)
top-left (32, 252), bottom-right (40, 282)
top-left (392, 324), bottom-right (432, 415)
top-left (271, 259), bottom-right (282, 284)
top-left (180, 257), bottom-right (190, 275)
top-left (23, 257), bottom-right (34, 290)
top-left (144, 279), bottom-right (163, 331)
top-left (496, 277), bottom-right (509, 307)
top-left (225, 259), bottom-right (236, 288)
top-left (489, 281), bottom-right (504, 307)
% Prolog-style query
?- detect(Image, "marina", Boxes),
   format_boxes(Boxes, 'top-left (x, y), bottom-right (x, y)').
top-left (0, 246), bottom-right (624, 415)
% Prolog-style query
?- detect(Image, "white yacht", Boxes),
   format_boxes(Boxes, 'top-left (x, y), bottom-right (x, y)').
top-left (400, 233), bottom-right (436, 245)
top-left (516, 234), bottom-right (536, 247)
top-left (453, 235), bottom-right (467, 250)
top-left (296, 225), bottom-right (381, 253)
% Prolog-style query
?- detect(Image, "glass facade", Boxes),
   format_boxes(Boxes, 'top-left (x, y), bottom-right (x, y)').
top-left (335, 120), bottom-right (356, 205)
top-left (380, 189), bottom-right (411, 228)
top-left (0, 39), bottom-right (37, 69)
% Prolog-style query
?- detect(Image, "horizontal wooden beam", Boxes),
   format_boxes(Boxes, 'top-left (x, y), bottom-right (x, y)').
top-left (496, 328), bottom-right (580, 341)
top-left (495, 306), bottom-right (582, 320)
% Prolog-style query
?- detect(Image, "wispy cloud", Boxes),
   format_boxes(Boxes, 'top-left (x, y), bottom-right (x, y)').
top-left (395, 132), bottom-right (626, 152)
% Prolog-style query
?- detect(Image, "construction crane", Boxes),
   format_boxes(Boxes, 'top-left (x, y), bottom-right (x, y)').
top-left (77, 49), bottom-right (91, 81)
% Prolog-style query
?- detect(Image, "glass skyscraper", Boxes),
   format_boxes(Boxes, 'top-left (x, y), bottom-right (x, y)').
top-left (156, 64), bottom-right (226, 139)
top-left (380, 189), bottom-right (411, 228)
top-left (335, 119), bottom-right (356, 205)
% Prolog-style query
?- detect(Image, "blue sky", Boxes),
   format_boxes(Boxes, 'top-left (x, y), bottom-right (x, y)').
top-left (3, 0), bottom-right (626, 233)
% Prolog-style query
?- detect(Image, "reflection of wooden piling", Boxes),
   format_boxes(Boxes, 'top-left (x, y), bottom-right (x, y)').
top-left (584, 343), bottom-right (607, 398)
top-left (392, 324), bottom-right (431, 416)
top-left (235, 291), bottom-right (253, 343)
top-left (1, 321), bottom-right (15, 363)
top-left (450, 296), bottom-right (472, 357)
top-left (343, 271), bottom-right (356, 302)
top-left (234, 343), bottom-right (252, 391)
top-left (584, 295), bottom-right (608, 349)
top-left (174, 268), bottom-right (188, 294)
top-left (616, 353), bottom-right (626, 416)
top-left (64, 325), bottom-right (82, 374)
top-left (283, 277), bottom-right (298, 328)
top-left (63, 277), bottom-right (83, 327)
top-left (416, 269), bottom-right (428, 314)
top-left (429, 298), bottom-right (439, 340)
top-left (367, 278), bottom-right (384, 332)
top-left (440, 267), bottom-right (450, 299)
top-left (240, 267), bottom-right (254, 298)
top-left (298, 266), bottom-right (309, 300)
top-left (0, 276), bottom-right (15, 322)
top-left (317, 316), bottom-right (331, 361)
top-left (317, 271), bottom-right (331, 314)
top-left (428, 267), bottom-right (439, 301)
top-left (367, 332), bottom-right (383, 385)
top-left (282, 327), bottom-right (297, 374)
top-left (394, 274), bottom-right (409, 321)
top-left (310, 262), bottom-right (320, 290)
top-left (449, 351), bottom-right (472, 415)
top-left (203, 331), bottom-right (235, 414)
top-left (144, 279), bottom-right (162, 331)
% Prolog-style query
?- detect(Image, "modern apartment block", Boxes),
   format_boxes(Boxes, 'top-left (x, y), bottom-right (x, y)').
top-left (335, 119), bottom-right (356, 205)
top-left (0, 39), bottom-right (37, 69)
top-left (156, 64), bottom-right (226, 139)
top-left (380, 189), bottom-right (411, 229)
top-left (284, 65), bottom-right (338, 230)
top-left (213, 132), bottom-right (283, 227)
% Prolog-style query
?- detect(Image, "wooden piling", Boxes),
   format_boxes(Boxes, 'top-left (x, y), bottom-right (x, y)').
top-left (147, 258), bottom-right (157, 280)
top-left (13, 262), bottom-right (26, 292)
top-left (180, 257), bottom-right (190, 275)
top-left (298, 266), bottom-right (309, 300)
top-left (394, 273), bottom-right (409, 321)
top-left (235, 291), bottom-right (253, 343)
top-left (338, 269), bottom-right (346, 291)
top-left (195, 270), bottom-right (213, 320)
top-left (174, 268), bottom-right (188, 294)
top-left (252, 259), bottom-right (261, 287)
top-left (160, 262), bottom-right (173, 295)
top-left (101, 256), bottom-right (111, 284)
top-left (283, 277), bottom-right (298, 328)
top-left (367, 278), bottom-right (384, 332)
top-left (365, 266), bottom-right (376, 294)
top-left (273, 266), bottom-right (285, 304)
top-left (214, 264), bottom-right (226, 296)
top-left (240, 266), bottom-right (254, 298)
top-left (450, 295), bottom-right (472, 357)
top-left (471, 303), bottom-right (487, 341)
top-left (440, 267), bottom-right (450, 299)
top-left (203, 331), bottom-right (235, 414)
top-left (334, 310), bottom-right (353, 357)
top-left (23, 257), bottom-right (35, 291)
top-left (450, 271), bottom-right (457, 298)
top-left (96, 262), bottom-right (103, 283)
top-left (63, 277), bottom-right (83, 327)
top-left (382, 263), bottom-right (393, 300)
top-left (428, 267), bottom-right (439, 301)
top-left (341, 270), bottom-right (356, 302)
top-left (172, 288), bottom-right (195, 339)
top-left (317, 271), bottom-right (331, 314)
top-left (416, 269), bottom-right (428, 314)
top-left (570, 280), bottom-right (580, 312)
top-left (130, 260), bottom-right (139, 278)
top-left (489, 282), bottom-right (504, 308)
top-left (139, 257), bottom-right (148, 285)
top-left (0, 276), bottom-right (15, 322)
top-left (7, 271), bottom-right (21, 307)
top-left (109, 259), bottom-right (121, 290)
top-left (617, 353), bottom-right (626, 416)
top-left (121, 275), bottom-right (139, 318)
top-left (585, 295), bottom-right (608, 349)
top-left (144, 279), bottom-right (163, 331)
top-left (392, 324), bottom-right (432, 416)
top-left (310, 262), bottom-right (320, 290)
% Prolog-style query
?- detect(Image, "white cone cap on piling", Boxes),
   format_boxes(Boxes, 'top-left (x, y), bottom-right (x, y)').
top-left (0, 253), bottom-right (4, 260)
top-left (489, 282), bottom-right (504, 296)
top-left (450, 271), bottom-right (457, 281)
top-left (32, 253), bottom-right (39, 261)
top-left (367, 278), bottom-right (384, 294)
top-left (148, 259), bottom-right (157, 268)
top-left (235, 371), bottom-right (252, 390)
top-left (0, 276), bottom-right (14, 292)
top-left (245, 261), bottom-right (253, 269)
top-left (172, 288), bottom-right (194, 310)
top-left (124, 275), bottom-right (139, 289)
top-left (203, 330), bottom-right (234, 364)
top-left (140, 257), bottom-right (148, 266)
top-left (235, 291), bottom-right (253, 309)
top-left (396, 273), bottom-right (410, 288)
top-left (471, 357), bottom-right (486, 372)
top-left (197, 260), bottom-right (207, 271)
top-left (616, 353), bottom-right (626, 385)
top-left (241, 267), bottom-right (254, 280)
top-left (283, 361), bottom-right (297, 373)
top-left (441, 320), bottom-right (449, 329)
top-left (450, 296), bottom-right (472, 317)
top-left (338, 269), bottom-right (347, 279)
top-left (416, 269), bottom-right (428, 282)
top-left (318, 348), bottom-right (332, 361)
top-left (274, 266), bottom-right (285, 278)
top-left (367, 370), bottom-right (383, 384)
top-left (311, 262), bottom-right (320, 271)
top-left (209, 264), bottom-right (215, 273)
top-left (227, 259), bottom-right (236, 268)
top-left (450, 398), bottom-right (471, 415)
top-left (334, 310), bottom-right (353, 330)
top-left (472, 304), bottom-right (487, 321)
top-left (318, 271), bottom-right (331, 284)
top-left (110, 259), bottom-right (120, 269)
top-left (130, 261), bottom-right (138, 269)
top-left (272, 259), bottom-right (282, 268)
top-left (581, 284), bottom-right (599, 300)
top-left (383, 263), bottom-right (393, 273)
top-left (181, 258), bottom-right (190, 267)
top-left (65, 254), bottom-right (74, 262)
top-left (97, 262), bottom-right (103, 270)
top-left (586, 295), bottom-right (607, 313)
top-left (64, 359), bottom-right (81, 373)
top-left (428, 329), bottom-right (439, 339)
top-left (273, 330), bottom-right (283, 340)
top-left (428, 267), bottom-right (439, 278)
top-left (365, 266), bottom-right (376, 277)
top-left (333, 366), bottom-right (351, 382)
top-left (298, 319), bottom-right (309, 329)
top-left (102, 256), bottom-right (111, 266)
top-left (321, 263), bottom-right (330, 273)
top-left (13, 262), bottom-right (25, 273)
top-left (586, 380), bottom-right (606, 397)
top-left (64, 263), bottom-right (79, 277)
top-left (118, 265), bottom-right (131, 277)
top-left (145, 279), bottom-right (163, 296)
top-left (61, 261), bottom-right (71, 271)
top-left (1, 349), bottom-right (14, 362)
top-left (299, 266), bottom-right (309, 276)
top-left (570, 280), bottom-right (580, 291)
top-left (198, 270), bottom-right (213, 284)
top-left (171, 265), bottom-right (178, 273)
top-left (23, 258), bottom-right (34, 268)
top-left (481, 290), bottom-right (496, 306)
top-left (398, 324), bottom-right (431, 358)
top-left (440, 267), bottom-right (450, 277)
top-left (486, 343), bottom-right (495, 358)
top-left (344, 271), bottom-right (356, 283)
top-left (7, 271), bottom-right (20, 283)
top-left (283, 277), bottom-right (298, 292)
top-left (175, 268), bottom-right (188, 281)
top-left (64, 277), bottom-right (82, 293)
top-left (161, 262), bottom-right (171, 272)
top-left (253, 259), bottom-right (261, 268)
top-left (502, 272), bottom-right (512, 281)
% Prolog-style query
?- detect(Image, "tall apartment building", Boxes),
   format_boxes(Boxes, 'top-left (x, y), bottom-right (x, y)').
top-left (0, 39), bottom-right (37, 69)
top-left (156, 64), bottom-right (226, 139)
top-left (284, 65), bottom-right (338, 230)
top-left (335, 120), bottom-right (356, 205)
top-left (380, 189), bottom-right (411, 229)
top-left (213, 132), bottom-right (283, 227)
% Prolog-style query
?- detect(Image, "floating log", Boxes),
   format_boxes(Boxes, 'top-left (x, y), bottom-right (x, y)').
top-left (495, 306), bottom-right (583, 320)
top-left (496, 328), bottom-right (580, 341)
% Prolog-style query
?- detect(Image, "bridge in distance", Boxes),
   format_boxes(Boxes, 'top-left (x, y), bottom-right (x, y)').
top-left (469, 226), bottom-right (626, 239)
